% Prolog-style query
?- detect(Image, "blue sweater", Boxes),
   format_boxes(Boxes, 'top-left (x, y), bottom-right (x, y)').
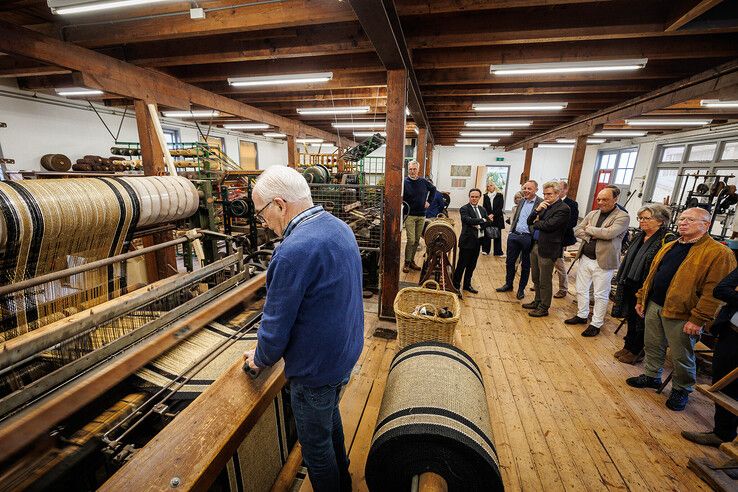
top-left (403, 177), bottom-right (436, 216)
top-left (253, 210), bottom-right (364, 387)
top-left (425, 191), bottom-right (446, 218)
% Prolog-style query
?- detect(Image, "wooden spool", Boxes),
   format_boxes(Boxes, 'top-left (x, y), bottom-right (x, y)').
top-left (40, 154), bottom-right (72, 172)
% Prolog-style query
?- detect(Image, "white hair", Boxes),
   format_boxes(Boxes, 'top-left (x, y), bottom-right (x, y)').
top-left (253, 165), bottom-right (313, 205)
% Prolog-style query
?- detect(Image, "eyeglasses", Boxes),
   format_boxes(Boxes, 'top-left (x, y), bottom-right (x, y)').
top-left (636, 216), bottom-right (655, 222)
top-left (677, 216), bottom-right (709, 223)
top-left (255, 200), bottom-right (274, 224)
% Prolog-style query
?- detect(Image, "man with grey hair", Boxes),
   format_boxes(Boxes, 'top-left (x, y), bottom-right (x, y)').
top-left (553, 180), bottom-right (579, 298)
top-left (627, 207), bottom-right (736, 412)
top-left (243, 165), bottom-right (363, 491)
top-left (523, 181), bottom-right (570, 317)
top-left (402, 160), bottom-right (436, 273)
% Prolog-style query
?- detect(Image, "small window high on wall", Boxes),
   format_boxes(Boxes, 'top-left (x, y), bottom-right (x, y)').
top-left (589, 147), bottom-right (638, 211)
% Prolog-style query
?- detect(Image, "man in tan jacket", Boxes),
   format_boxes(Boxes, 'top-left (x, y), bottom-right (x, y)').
top-left (565, 187), bottom-right (629, 336)
top-left (627, 207), bottom-right (736, 411)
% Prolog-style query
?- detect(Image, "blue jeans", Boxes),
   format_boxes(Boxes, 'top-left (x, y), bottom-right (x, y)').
top-left (289, 376), bottom-right (351, 492)
top-left (506, 232), bottom-right (532, 291)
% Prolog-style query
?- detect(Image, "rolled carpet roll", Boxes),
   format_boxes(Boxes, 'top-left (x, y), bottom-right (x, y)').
top-left (365, 342), bottom-right (502, 491)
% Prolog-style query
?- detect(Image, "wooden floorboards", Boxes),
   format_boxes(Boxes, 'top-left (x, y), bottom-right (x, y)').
top-left (296, 212), bottom-right (722, 491)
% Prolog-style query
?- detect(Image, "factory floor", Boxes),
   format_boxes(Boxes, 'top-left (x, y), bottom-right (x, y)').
top-left (297, 212), bottom-right (723, 491)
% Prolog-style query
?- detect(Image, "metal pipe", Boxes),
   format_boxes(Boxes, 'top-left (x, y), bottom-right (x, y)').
top-left (132, 223), bottom-right (176, 238)
top-left (0, 234), bottom-right (201, 296)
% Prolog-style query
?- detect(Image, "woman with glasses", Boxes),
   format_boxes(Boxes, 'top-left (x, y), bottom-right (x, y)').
top-left (611, 204), bottom-right (676, 364)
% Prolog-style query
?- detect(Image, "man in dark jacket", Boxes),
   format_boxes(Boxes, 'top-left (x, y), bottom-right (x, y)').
top-left (682, 266), bottom-right (738, 446)
top-left (522, 181), bottom-right (571, 317)
top-left (453, 188), bottom-right (494, 294)
top-left (481, 182), bottom-right (505, 256)
top-left (553, 180), bottom-right (579, 298)
top-left (402, 160), bottom-right (436, 273)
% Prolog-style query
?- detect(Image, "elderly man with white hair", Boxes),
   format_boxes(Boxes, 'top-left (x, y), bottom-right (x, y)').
top-left (627, 207), bottom-right (736, 412)
top-left (243, 165), bottom-right (363, 492)
top-left (402, 160), bottom-right (436, 272)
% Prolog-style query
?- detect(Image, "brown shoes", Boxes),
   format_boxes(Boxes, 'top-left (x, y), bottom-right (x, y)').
top-left (617, 350), bottom-right (644, 365)
top-left (402, 262), bottom-right (410, 273)
top-left (614, 348), bottom-right (628, 359)
top-left (409, 262), bottom-right (422, 271)
top-left (553, 290), bottom-right (567, 298)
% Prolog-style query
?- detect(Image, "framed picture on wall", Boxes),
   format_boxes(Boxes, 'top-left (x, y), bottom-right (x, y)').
top-left (451, 178), bottom-right (467, 188)
top-left (450, 165), bottom-right (472, 177)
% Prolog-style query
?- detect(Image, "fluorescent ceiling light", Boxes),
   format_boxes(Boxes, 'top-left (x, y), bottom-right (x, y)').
top-left (297, 106), bottom-right (370, 115)
top-left (310, 143), bottom-right (336, 147)
top-left (163, 110), bottom-right (219, 118)
top-left (593, 130), bottom-right (647, 137)
top-left (55, 88), bottom-right (104, 96)
top-left (625, 119), bottom-right (711, 127)
top-left (331, 121), bottom-right (386, 129)
top-left (263, 132), bottom-right (286, 138)
top-left (455, 143), bottom-right (492, 148)
top-left (457, 139), bottom-right (500, 143)
top-left (490, 58), bottom-right (648, 75)
top-left (473, 102), bottom-right (568, 111)
top-left (556, 138), bottom-right (606, 144)
top-left (223, 123), bottom-right (270, 130)
top-left (465, 120), bottom-right (532, 127)
top-left (459, 131), bottom-right (513, 137)
top-left (406, 107), bottom-right (411, 116)
top-left (296, 138), bottom-right (324, 144)
top-left (52, 0), bottom-right (169, 15)
top-left (414, 127), bottom-right (419, 135)
top-left (700, 99), bottom-right (738, 108)
top-left (353, 132), bottom-right (387, 137)
top-left (228, 72), bottom-right (333, 87)
top-left (539, 144), bottom-right (574, 149)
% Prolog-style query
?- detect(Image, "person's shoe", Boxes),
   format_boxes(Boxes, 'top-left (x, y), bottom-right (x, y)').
top-left (496, 254), bottom-right (506, 258)
top-left (626, 374), bottom-right (661, 389)
top-left (521, 301), bottom-right (539, 309)
top-left (409, 262), bottom-right (422, 271)
top-left (666, 389), bottom-right (690, 411)
top-left (481, 252), bottom-right (489, 256)
top-left (614, 348), bottom-right (629, 359)
top-left (681, 431), bottom-right (724, 447)
top-left (529, 307), bottom-right (549, 317)
top-left (516, 291), bottom-right (525, 300)
top-left (496, 285), bottom-right (513, 292)
top-left (617, 350), bottom-right (642, 364)
top-left (581, 325), bottom-right (600, 337)
top-left (529, 286), bottom-right (535, 291)
top-left (564, 315), bottom-right (588, 325)
top-left (463, 286), bottom-right (479, 294)
top-left (553, 290), bottom-right (567, 298)
top-left (402, 262), bottom-right (410, 273)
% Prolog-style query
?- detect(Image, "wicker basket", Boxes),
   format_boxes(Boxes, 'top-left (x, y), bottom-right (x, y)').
top-left (394, 280), bottom-right (461, 349)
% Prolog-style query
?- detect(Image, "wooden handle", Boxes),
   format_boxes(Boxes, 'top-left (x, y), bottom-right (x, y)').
top-left (418, 472), bottom-right (448, 492)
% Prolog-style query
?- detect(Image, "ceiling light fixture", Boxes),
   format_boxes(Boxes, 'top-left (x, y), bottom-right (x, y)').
top-left (297, 106), bottom-right (370, 115)
top-left (263, 132), bottom-right (286, 138)
top-left (228, 72), bottom-right (333, 87)
top-left (459, 131), bottom-right (513, 137)
top-left (455, 143), bottom-right (493, 148)
top-left (538, 144), bottom-right (574, 149)
top-left (55, 88), bottom-right (104, 97)
top-left (223, 123), bottom-right (270, 130)
top-left (50, 0), bottom-right (169, 15)
top-left (625, 119), bottom-right (711, 127)
top-left (406, 107), bottom-right (411, 116)
top-left (472, 102), bottom-right (568, 111)
top-left (457, 139), bottom-right (500, 143)
top-left (490, 58), bottom-right (648, 76)
top-left (464, 120), bottom-right (532, 128)
top-left (593, 130), bottom-right (647, 137)
top-left (700, 99), bottom-right (738, 108)
top-left (331, 121), bottom-right (386, 129)
top-left (296, 138), bottom-right (324, 144)
top-left (556, 138), bottom-right (606, 144)
top-left (162, 110), bottom-right (220, 118)
top-left (353, 132), bottom-right (387, 137)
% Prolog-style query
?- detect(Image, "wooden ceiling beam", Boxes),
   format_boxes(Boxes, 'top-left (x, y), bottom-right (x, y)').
top-left (238, 89), bottom-right (388, 104)
top-left (665, 0), bottom-right (725, 32)
top-left (0, 20), bottom-right (353, 145)
top-left (423, 84), bottom-right (659, 96)
top-left (395, 0), bottom-right (616, 15)
top-left (507, 59), bottom-right (738, 150)
top-left (417, 67), bottom-right (689, 85)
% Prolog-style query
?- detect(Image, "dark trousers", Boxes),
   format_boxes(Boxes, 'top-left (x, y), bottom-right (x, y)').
top-left (505, 232), bottom-right (533, 292)
top-left (454, 244), bottom-right (481, 289)
top-left (481, 235), bottom-right (503, 255)
top-left (530, 244), bottom-right (555, 309)
top-left (289, 378), bottom-right (352, 492)
top-left (622, 283), bottom-right (645, 354)
top-left (713, 326), bottom-right (738, 441)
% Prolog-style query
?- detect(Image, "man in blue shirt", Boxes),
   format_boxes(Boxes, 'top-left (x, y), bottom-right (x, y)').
top-left (243, 166), bottom-right (364, 492)
top-left (497, 180), bottom-right (542, 299)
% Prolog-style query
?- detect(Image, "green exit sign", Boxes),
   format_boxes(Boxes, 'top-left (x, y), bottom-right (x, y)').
top-left (496, 157), bottom-right (504, 161)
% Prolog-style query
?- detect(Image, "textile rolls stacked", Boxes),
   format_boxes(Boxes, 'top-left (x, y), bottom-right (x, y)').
top-left (365, 342), bottom-right (503, 491)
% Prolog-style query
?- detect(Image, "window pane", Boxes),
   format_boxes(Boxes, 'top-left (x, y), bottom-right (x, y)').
top-left (715, 169), bottom-right (738, 188)
top-left (660, 146), bottom-right (684, 163)
top-left (721, 141), bottom-right (738, 161)
top-left (614, 169), bottom-right (626, 185)
top-left (651, 168), bottom-right (678, 203)
top-left (680, 168), bottom-right (707, 198)
top-left (624, 169), bottom-right (634, 183)
top-left (601, 153), bottom-right (617, 169)
top-left (687, 143), bottom-right (717, 162)
top-left (625, 151), bottom-right (637, 168)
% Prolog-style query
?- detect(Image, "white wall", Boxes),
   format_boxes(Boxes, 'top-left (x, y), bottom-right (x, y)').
top-left (0, 84), bottom-right (288, 171)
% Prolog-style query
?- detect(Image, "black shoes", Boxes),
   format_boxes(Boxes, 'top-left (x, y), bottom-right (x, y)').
top-left (681, 431), bottom-right (724, 447)
top-left (516, 291), bottom-right (525, 300)
top-left (564, 315), bottom-right (588, 325)
top-left (496, 285), bottom-right (512, 292)
top-left (626, 374), bottom-right (662, 389)
top-left (581, 325), bottom-right (600, 337)
top-left (463, 286), bottom-right (479, 294)
top-left (521, 301), bottom-right (539, 309)
top-left (529, 307), bottom-right (549, 317)
top-left (666, 389), bottom-right (689, 411)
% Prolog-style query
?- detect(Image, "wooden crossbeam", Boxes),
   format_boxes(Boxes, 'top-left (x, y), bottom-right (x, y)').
top-left (395, 0), bottom-right (615, 15)
top-left (665, 0), bottom-right (725, 32)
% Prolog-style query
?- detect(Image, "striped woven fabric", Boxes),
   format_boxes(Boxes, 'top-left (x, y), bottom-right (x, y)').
top-left (366, 341), bottom-right (503, 491)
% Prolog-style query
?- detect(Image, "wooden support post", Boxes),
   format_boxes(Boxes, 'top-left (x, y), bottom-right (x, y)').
top-left (416, 127), bottom-right (427, 176)
top-left (287, 135), bottom-right (298, 168)
top-left (379, 68), bottom-right (407, 320)
top-left (426, 141), bottom-right (434, 178)
top-left (520, 147), bottom-right (533, 185)
top-left (566, 135), bottom-right (588, 202)
top-left (134, 100), bottom-right (177, 282)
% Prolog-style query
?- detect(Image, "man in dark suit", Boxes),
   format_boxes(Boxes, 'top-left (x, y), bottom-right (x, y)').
top-left (522, 181), bottom-right (571, 317)
top-left (497, 180), bottom-right (543, 299)
top-left (453, 188), bottom-right (494, 294)
top-left (682, 266), bottom-right (738, 447)
top-left (554, 180), bottom-right (579, 298)
top-left (481, 182), bottom-right (505, 256)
